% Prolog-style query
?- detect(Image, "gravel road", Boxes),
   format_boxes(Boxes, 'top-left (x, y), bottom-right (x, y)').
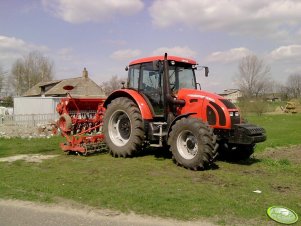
top-left (0, 199), bottom-right (217, 226)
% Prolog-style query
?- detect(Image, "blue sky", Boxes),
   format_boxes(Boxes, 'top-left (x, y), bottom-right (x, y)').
top-left (1, 0), bottom-right (301, 93)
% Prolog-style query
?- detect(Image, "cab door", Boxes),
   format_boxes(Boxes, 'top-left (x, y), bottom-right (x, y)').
top-left (139, 63), bottom-right (164, 116)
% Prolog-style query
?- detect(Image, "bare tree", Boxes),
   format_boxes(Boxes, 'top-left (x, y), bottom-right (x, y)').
top-left (237, 55), bottom-right (271, 97)
top-left (101, 75), bottom-right (126, 96)
top-left (0, 65), bottom-right (4, 94)
top-left (274, 83), bottom-right (289, 101)
top-left (0, 65), bottom-right (10, 97)
top-left (10, 51), bottom-right (54, 96)
top-left (286, 73), bottom-right (301, 98)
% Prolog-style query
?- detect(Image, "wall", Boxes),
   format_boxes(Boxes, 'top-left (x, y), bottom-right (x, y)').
top-left (14, 97), bottom-right (62, 115)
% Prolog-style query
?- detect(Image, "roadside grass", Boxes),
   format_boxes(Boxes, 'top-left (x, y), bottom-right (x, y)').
top-left (0, 114), bottom-right (301, 225)
top-left (0, 136), bottom-right (63, 157)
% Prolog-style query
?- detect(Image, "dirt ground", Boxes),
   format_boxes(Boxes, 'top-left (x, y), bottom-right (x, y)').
top-left (0, 124), bottom-right (56, 139)
top-left (0, 154), bottom-right (59, 163)
top-left (257, 145), bottom-right (301, 164)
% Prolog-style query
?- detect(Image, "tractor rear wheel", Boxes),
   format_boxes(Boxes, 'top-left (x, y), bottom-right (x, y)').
top-left (168, 117), bottom-right (216, 170)
top-left (103, 97), bottom-right (144, 157)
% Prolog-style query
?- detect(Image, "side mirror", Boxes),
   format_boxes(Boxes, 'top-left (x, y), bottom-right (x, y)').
top-left (125, 66), bottom-right (128, 71)
top-left (121, 81), bottom-right (125, 89)
top-left (204, 67), bottom-right (209, 77)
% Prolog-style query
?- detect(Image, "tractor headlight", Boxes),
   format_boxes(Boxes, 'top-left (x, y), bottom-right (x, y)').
top-left (229, 111), bottom-right (239, 117)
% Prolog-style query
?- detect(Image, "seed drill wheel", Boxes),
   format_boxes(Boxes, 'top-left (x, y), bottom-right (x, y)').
top-left (103, 97), bottom-right (144, 157)
top-left (58, 113), bottom-right (72, 134)
top-left (168, 117), bottom-right (216, 170)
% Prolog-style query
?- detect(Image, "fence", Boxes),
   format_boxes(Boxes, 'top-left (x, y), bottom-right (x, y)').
top-left (0, 113), bottom-right (59, 126)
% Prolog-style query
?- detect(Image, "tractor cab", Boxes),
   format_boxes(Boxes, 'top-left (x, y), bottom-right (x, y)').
top-left (127, 55), bottom-right (200, 118)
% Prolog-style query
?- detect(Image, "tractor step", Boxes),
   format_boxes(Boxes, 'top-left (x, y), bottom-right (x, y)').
top-left (150, 122), bottom-right (167, 147)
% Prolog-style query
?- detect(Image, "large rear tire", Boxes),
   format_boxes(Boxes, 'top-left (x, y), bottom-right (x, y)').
top-left (168, 117), bottom-right (216, 170)
top-left (103, 97), bottom-right (144, 157)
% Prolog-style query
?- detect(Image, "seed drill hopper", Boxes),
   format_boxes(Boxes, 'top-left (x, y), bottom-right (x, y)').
top-left (56, 88), bottom-right (106, 155)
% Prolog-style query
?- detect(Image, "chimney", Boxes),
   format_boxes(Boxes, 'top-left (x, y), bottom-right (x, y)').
top-left (82, 67), bottom-right (88, 78)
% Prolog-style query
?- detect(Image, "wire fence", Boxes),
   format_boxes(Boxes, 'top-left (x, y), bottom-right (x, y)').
top-left (0, 114), bottom-right (59, 126)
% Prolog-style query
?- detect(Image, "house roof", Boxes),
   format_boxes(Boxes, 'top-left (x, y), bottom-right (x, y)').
top-left (39, 80), bottom-right (62, 87)
top-left (45, 76), bottom-right (105, 97)
top-left (219, 89), bottom-right (240, 96)
top-left (23, 81), bottom-right (61, 97)
top-left (23, 68), bottom-right (106, 98)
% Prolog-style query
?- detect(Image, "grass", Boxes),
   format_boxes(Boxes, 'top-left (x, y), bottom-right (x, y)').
top-left (0, 114), bottom-right (301, 225)
top-left (0, 136), bottom-right (62, 157)
top-left (246, 113), bottom-right (301, 152)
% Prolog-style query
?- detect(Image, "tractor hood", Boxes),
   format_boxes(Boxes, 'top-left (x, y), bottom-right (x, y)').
top-left (177, 89), bottom-right (224, 104)
top-left (177, 89), bottom-right (240, 129)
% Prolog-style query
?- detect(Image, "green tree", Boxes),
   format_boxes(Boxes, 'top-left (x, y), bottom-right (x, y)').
top-left (1, 96), bottom-right (13, 107)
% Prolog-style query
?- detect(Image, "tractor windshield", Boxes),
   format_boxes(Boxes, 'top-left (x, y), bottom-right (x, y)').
top-left (169, 63), bottom-right (196, 92)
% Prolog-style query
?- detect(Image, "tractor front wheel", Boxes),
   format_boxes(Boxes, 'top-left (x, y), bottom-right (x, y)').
top-left (168, 117), bottom-right (216, 170)
top-left (103, 97), bottom-right (144, 157)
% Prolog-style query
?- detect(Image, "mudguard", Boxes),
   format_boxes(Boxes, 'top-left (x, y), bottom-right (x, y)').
top-left (104, 89), bottom-right (153, 120)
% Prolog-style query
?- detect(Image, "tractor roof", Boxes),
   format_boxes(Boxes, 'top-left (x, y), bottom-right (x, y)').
top-left (129, 55), bottom-right (197, 66)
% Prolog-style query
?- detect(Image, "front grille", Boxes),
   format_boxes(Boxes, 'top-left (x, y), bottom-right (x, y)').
top-left (220, 99), bottom-right (237, 109)
top-left (231, 116), bottom-right (240, 126)
top-left (206, 106), bottom-right (216, 125)
top-left (210, 101), bottom-right (226, 126)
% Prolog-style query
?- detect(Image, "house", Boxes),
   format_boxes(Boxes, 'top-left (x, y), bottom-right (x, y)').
top-left (219, 89), bottom-right (242, 103)
top-left (23, 68), bottom-right (105, 98)
top-left (264, 93), bottom-right (281, 102)
top-left (14, 68), bottom-right (106, 115)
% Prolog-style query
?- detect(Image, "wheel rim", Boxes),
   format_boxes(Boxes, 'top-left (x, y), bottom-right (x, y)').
top-left (176, 130), bottom-right (198, 160)
top-left (59, 118), bottom-right (66, 130)
top-left (108, 110), bottom-right (131, 146)
top-left (59, 115), bottom-right (70, 132)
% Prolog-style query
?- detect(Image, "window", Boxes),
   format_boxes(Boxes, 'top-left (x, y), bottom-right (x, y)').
top-left (141, 63), bottom-right (161, 92)
top-left (141, 63), bottom-right (164, 115)
top-left (169, 64), bottom-right (196, 92)
top-left (128, 65), bottom-right (140, 89)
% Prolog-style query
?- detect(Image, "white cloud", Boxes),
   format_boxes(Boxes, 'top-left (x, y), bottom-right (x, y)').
top-left (269, 45), bottom-right (301, 61)
top-left (205, 47), bottom-right (252, 64)
top-left (0, 36), bottom-right (83, 78)
top-left (0, 35), bottom-right (49, 68)
top-left (57, 48), bottom-right (76, 62)
top-left (152, 46), bottom-right (197, 59)
top-left (42, 0), bottom-right (144, 23)
top-left (110, 49), bottom-right (141, 61)
top-left (149, 0), bottom-right (301, 39)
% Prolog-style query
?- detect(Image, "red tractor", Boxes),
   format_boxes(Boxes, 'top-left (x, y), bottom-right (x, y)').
top-left (102, 53), bottom-right (266, 170)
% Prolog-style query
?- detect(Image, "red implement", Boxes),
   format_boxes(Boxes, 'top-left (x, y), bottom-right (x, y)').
top-left (56, 97), bottom-right (107, 155)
